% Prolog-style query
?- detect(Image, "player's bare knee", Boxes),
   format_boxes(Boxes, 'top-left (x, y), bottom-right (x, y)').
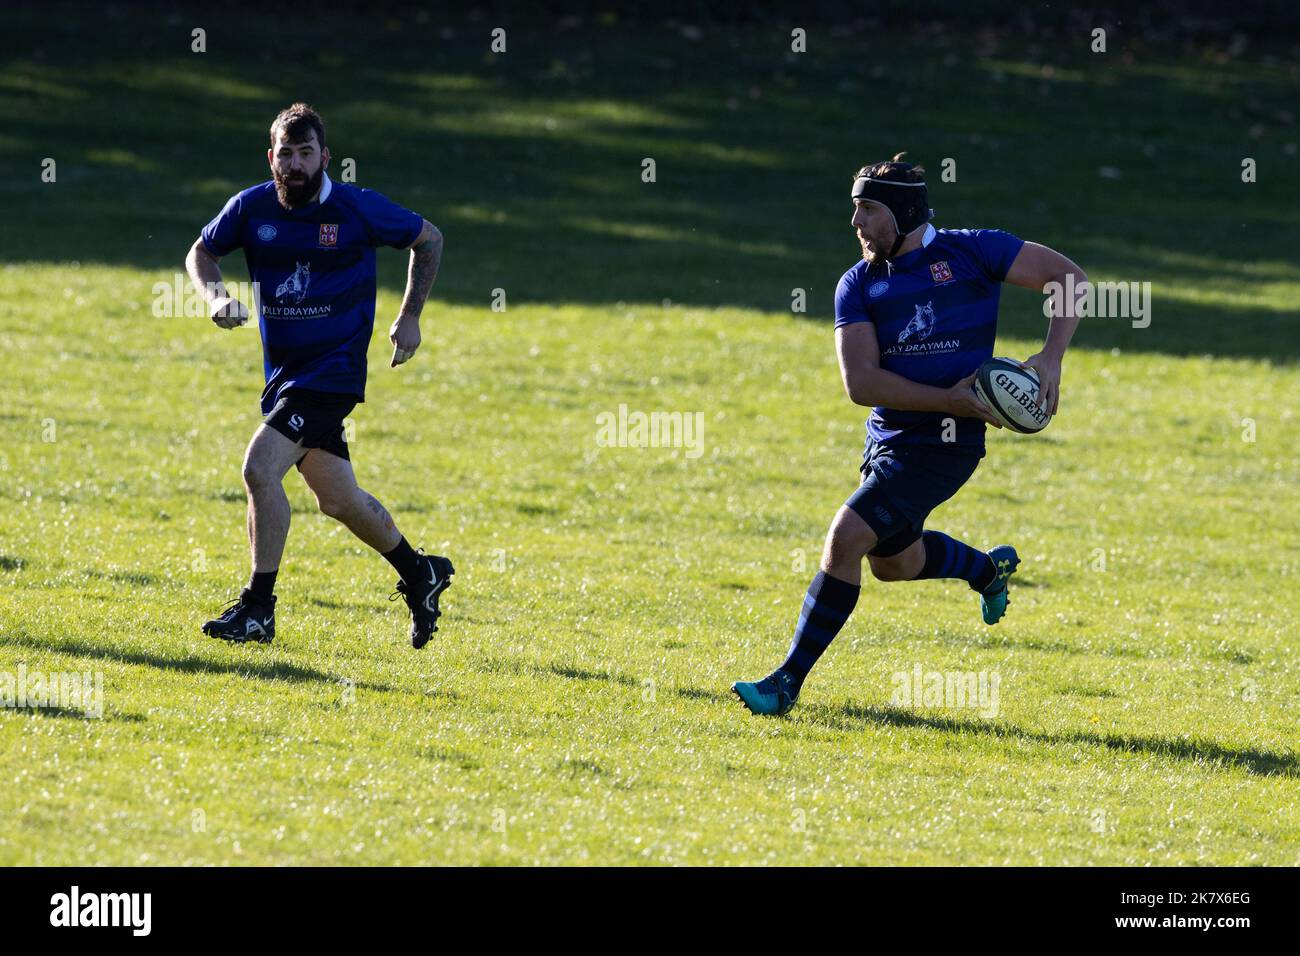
top-left (824, 537), bottom-right (863, 568)
top-left (825, 514), bottom-right (873, 566)
top-left (868, 557), bottom-right (908, 582)
top-left (312, 480), bottom-right (365, 521)
top-left (242, 457), bottom-right (275, 493)
top-left (315, 494), bottom-right (350, 520)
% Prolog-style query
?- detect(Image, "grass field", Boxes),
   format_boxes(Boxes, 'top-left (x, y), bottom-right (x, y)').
top-left (1, 7), bottom-right (1298, 865)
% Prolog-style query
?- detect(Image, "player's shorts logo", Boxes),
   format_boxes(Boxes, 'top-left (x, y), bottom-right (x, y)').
top-left (257, 224), bottom-right (277, 242)
top-left (869, 281), bottom-right (889, 298)
top-left (275, 262), bottom-right (312, 304)
top-left (318, 224), bottom-right (339, 247)
top-left (288, 413), bottom-right (305, 432)
top-left (930, 260), bottom-right (953, 284)
top-left (897, 301), bottom-right (937, 344)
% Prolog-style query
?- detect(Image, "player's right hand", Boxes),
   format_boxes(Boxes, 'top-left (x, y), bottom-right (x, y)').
top-left (948, 372), bottom-right (1003, 428)
top-left (210, 296), bottom-right (249, 329)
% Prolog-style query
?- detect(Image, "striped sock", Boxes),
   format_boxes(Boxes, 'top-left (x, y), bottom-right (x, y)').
top-left (778, 571), bottom-right (861, 690)
top-left (916, 531), bottom-right (996, 591)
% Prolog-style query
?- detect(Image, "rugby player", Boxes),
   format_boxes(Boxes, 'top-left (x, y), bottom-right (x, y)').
top-left (733, 154), bottom-right (1085, 715)
top-left (185, 103), bottom-right (453, 648)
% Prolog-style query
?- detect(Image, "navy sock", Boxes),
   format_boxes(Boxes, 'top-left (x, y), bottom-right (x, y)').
top-left (778, 571), bottom-right (861, 690)
top-left (382, 536), bottom-right (423, 584)
top-left (246, 569), bottom-right (277, 604)
top-left (916, 531), bottom-right (996, 591)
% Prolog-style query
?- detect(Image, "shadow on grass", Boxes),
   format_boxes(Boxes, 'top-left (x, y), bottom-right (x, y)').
top-left (676, 685), bottom-right (737, 705)
top-left (546, 663), bottom-right (642, 688)
top-left (490, 659), bottom-right (739, 707)
top-left (927, 630), bottom-right (1160, 659)
top-left (2, 704), bottom-right (146, 723)
top-left (419, 746), bottom-right (481, 771)
top-left (304, 596), bottom-right (388, 614)
top-left (485, 660), bottom-right (760, 708)
top-left (0, 633), bottom-right (394, 693)
top-left (819, 702), bottom-right (1299, 778)
top-left (1, 10), bottom-right (1295, 362)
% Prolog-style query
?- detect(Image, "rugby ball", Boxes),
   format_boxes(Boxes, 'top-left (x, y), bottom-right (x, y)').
top-left (973, 357), bottom-right (1051, 433)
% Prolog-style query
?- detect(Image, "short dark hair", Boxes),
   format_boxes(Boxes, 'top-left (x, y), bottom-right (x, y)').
top-left (854, 152), bottom-right (925, 183)
top-left (270, 103), bottom-right (326, 150)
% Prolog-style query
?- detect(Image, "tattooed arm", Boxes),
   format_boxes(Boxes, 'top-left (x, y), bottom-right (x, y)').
top-left (389, 219), bottom-right (443, 367)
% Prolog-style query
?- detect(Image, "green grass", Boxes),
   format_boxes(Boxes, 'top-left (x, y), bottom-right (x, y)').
top-left (0, 7), bottom-right (1297, 865)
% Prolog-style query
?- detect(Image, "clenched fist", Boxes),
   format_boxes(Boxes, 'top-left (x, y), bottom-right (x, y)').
top-left (389, 314), bottom-right (422, 367)
top-left (210, 296), bottom-right (249, 329)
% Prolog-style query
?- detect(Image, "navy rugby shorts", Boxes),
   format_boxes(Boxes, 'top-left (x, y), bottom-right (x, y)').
top-left (845, 438), bottom-right (982, 557)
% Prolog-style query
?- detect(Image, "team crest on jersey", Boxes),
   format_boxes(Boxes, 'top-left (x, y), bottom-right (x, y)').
top-left (869, 280), bottom-right (889, 298)
top-left (897, 301), bottom-right (937, 344)
top-left (257, 224), bottom-right (277, 242)
top-left (882, 300), bottom-right (959, 357)
top-left (275, 261), bottom-right (312, 304)
top-left (930, 260), bottom-right (953, 284)
top-left (318, 223), bottom-right (339, 247)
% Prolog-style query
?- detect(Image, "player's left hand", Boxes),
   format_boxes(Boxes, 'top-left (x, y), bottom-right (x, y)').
top-left (389, 315), bottom-right (421, 367)
top-left (1019, 351), bottom-right (1061, 415)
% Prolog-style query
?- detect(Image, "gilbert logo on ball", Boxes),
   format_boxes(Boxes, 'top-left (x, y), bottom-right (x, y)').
top-left (972, 357), bottom-right (1052, 433)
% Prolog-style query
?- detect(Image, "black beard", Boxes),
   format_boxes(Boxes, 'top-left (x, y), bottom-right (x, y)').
top-left (274, 166), bottom-right (323, 208)
top-left (860, 230), bottom-right (897, 264)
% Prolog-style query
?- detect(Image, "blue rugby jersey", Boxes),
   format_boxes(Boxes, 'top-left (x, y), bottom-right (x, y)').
top-left (201, 172), bottom-right (424, 413)
top-left (834, 226), bottom-right (1024, 451)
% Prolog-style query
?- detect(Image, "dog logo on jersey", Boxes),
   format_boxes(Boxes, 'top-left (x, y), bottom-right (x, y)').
top-left (897, 301), bottom-right (937, 344)
top-left (930, 260), bottom-right (953, 284)
top-left (275, 262), bottom-right (312, 304)
top-left (318, 223), bottom-right (338, 247)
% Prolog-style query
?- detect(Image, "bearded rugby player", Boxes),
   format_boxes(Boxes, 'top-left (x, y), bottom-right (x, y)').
top-left (184, 103), bottom-right (453, 648)
top-left (733, 154), bottom-right (1086, 716)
